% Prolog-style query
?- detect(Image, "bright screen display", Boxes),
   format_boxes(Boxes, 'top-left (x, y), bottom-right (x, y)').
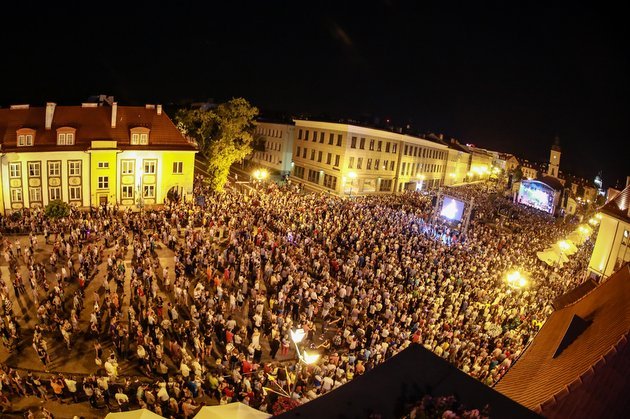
top-left (440, 197), bottom-right (465, 221)
top-left (517, 180), bottom-right (555, 214)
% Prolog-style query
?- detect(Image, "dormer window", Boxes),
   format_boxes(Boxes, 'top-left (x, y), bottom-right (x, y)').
top-left (16, 128), bottom-right (35, 147)
top-left (130, 127), bottom-right (150, 145)
top-left (57, 127), bottom-right (76, 145)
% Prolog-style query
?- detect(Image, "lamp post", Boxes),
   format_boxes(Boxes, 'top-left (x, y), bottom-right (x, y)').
top-left (289, 328), bottom-right (320, 396)
top-left (348, 171), bottom-right (357, 197)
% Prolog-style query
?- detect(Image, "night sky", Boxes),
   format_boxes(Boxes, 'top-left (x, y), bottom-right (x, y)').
top-left (2, 1), bottom-right (627, 188)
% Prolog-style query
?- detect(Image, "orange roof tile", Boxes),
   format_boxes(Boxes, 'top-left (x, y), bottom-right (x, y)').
top-left (0, 105), bottom-right (196, 151)
top-left (494, 264), bottom-right (630, 417)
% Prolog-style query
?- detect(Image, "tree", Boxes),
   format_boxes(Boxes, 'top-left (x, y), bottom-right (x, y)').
top-left (512, 165), bottom-right (523, 183)
top-left (45, 200), bottom-right (70, 218)
top-left (176, 98), bottom-right (259, 192)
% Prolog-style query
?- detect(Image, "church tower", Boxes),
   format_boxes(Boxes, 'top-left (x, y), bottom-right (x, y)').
top-left (548, 136), bottom-right (561, 178)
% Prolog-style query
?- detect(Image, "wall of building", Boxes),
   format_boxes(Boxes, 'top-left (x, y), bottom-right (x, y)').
top-left (588, 215), bottom-right (630, 278)
top-left (252, 122), bottom-right (294, 175)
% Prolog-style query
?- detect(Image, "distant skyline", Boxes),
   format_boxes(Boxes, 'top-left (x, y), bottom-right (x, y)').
top-left (1, 1), bottom-right (627, 188)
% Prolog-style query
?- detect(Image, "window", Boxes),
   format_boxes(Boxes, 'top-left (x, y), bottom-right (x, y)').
top-left (326, 153), bottom-right (332, 165)
top-left (294, 166), bottom-right (305, 179)
top-left (29, 187), bottom-right (42, 202)
top-left (377, 141), bottom-right (382, 152)
top-left (402, 162), bottom-right (406, 175)
top-left (351, 137), bottom-right (357, 148)
top-left (173, 162), bottom-right (183, 174)
top-left (348, 157), bottom-right (354, 169)
top-left (298, 129), bottom-right (303, 140)
top-left (337, 134), bottom-right (342, 146)
top-left (11, 189), bottom-right (23, 202)
top-left (302, 148), bottom-right (307, 158)
top-left (9, 163), bottom-right (21, 178)
top-left (359, 138), bottom-right (365, 149)
top-left (319, 132), bottom-right (324, 143)
top-left (380, 179), bottom-right (393, 192)
top-left (121, 160), bottom-right (135, 175)
top-left (69, 161), bottom-right (81, 176)
top-left (18, 134), bottom-right (34, 146)
top-left (98, 176), bottom-right (109, 189)
top-left (28, 162), bottom-right (41, 177)
top-left (323, 174), bottom-right (337, 190)
top-left (48, 161), bottom-right (61, 177)
top-left (305, 130), bottom-right (310, 141)
top-left (122, 185), bottom-right (134, 199)
top-left (390, 161), bottom-right (395, 171)
top-left (49, 187), bottom-right (61, 201)
top-left (97, 162), bottom-right (109, 169)
top-left (143, 185), bottom-right (156, 198)
top-left (143, 160), bottom-right (156, 174)
top-left (375, 159), bottom-right (380, 171)
top-left (296, 146), bottom-right (301, 157)
top-left (310, 149), bottom-right (315, 161)
top-left (357, 157), bottom-right (363, 170)
top-left (69, 186), bottom-right (81, 200)
top-left (404, 145), bottom-right (409, 155)
top-left (369, 139), bottom-right (375, 151)
top-left (385, 142), bottom-right (391, 153)
top-left (392, 144), bottom-right (397, 153)
top-left (318, 151), bottom-right (322, 163)
top-left (367, 159), bottom-right (372, 170)
top-left (131, 133), bottom-right (139, 144)
top-left (384, 160), bottom-right (389, 170)
top-left (57, 132), bottom-right (75, 145)
top-left (307, 169), bottom-right (321, 184)
top-left (328, 133), bottom-right (334, 145)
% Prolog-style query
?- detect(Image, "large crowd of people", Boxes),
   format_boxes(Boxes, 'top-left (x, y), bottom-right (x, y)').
top-left (0, 173), bottom-right (595, 417)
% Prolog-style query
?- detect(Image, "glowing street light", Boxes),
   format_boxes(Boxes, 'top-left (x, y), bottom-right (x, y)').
top-left (558, 240), bottom-right (570, 252)
top-left (505, 270), bottom-right (527, 289)
top-left (301, 351), bottom-right (320, 365)
top-left (290, 328), bottom-right (306, 344)
top-left (347, 171), bottom-right (357, 197)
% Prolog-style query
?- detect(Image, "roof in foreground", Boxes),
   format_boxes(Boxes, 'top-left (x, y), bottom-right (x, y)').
top-left (277, 344), bottom-right (537, 419)
top-left (494, 264), bottom-right (630, 418)
top-left (0, 104), bottom-right (197, 151)
top-left (600, 183), bottom-right (630, 224)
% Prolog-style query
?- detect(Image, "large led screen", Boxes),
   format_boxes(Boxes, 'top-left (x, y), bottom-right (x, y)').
top-left (517, 180), bottom-right (555, 214)
top-left (440, 196), bottom-right (465, 221)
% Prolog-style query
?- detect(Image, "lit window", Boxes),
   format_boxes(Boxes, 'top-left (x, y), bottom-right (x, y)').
top-left (122, 185), bottom-right (134, 198)
top-left (140, 133), bottom-right (148, 145)
top-left (121, 160), bottom-right (135, 174)
top-left (48, 161), bottom-right (61, 177)
top-left (11, 188), bottom-right (23, 202)
top-left (18, 134), bottom-right (34, 146)
top-left (69, 161), bottom-right (81, 176)
top-left (29, 187), bottom-right (42, 202)
top-left (143, 160), bottom-right (156, 174)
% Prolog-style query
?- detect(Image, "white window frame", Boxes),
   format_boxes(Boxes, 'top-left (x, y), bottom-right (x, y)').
top-left (69, 186), bottom-right (81, 200)
top-left (9, 162), bottom-right (21, 178)
top-left (48, 161), bottom-right (61, 177)
top-left (121, 185), bottom-right (134, 199)
top-left (140, 133), bottom-right (148, 145)
top-left (28, 162), bottom-right (41, 177)
top-left (11, 188), bottom-right (23, 202)
top-left (143, 184), bottom-right (155, 198)
top-left (143, 160), bottom-right (156, 174)
top-left (49, 187), bottom-right (61, 201)
top-left (29, 187), bottom-right (42, 202)
top-left (69, 161), bottom-right (81, 176)
top-left (18, 134), bottom-right (34, 147)
top-left (131, 133), bottom-right (140, 145)
top-left (121, 160), bottom-right (135, 175)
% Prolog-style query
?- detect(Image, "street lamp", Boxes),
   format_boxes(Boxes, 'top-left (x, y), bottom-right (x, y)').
top-left (556, 240), bottom-right (570, 268)
top-left (289, 328), bottom-right (319, 396)
top-left (348, 171), bottom-right (357, 197)
top-left (418, 174), bottom-right (425, 191)
top-left (505, 270), bottom-right (527, 289)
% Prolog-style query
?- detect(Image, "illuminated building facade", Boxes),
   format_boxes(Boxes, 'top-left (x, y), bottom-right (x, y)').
top-left (251, 121), bottom-right (294, 176)
top-left (291, 120), bottom-right (450, 195)
top-left (0, 102), bottom-right (196, 212)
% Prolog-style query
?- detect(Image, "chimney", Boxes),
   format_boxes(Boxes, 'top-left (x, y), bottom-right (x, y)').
top-left (111, 102), bottom-right (118, 128)
top-left (157, 104), bottom-right (162, 115)
top-left (45, 102), bottom-right (56, 130)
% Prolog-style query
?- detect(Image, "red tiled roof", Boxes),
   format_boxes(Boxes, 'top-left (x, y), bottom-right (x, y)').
top-left (600, 183), bottom-right (630, 224)
top-left (0, 105), bottom-right (196, 151)
top-left (494, 264), bottom-right (630, 417)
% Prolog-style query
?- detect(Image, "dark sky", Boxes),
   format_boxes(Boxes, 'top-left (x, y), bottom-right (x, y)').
top-left (2, 1), bottom-right (627, 188)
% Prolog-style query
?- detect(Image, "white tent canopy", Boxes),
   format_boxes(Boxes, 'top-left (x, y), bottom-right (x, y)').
top-left (105, 409), bottom-right (165, 419)
top-left (194, 402), bottom-right (271, 419)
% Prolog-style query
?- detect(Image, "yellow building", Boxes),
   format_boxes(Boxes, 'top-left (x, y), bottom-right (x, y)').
top-left (0, 102), bottom-right (196, 212)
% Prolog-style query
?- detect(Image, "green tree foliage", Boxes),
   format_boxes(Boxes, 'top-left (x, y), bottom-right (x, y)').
top-left (512, 165), bottom-right (523, 182)
top-left (44, 200), bottom-right (70, 218)
top-left (176, 98), bottom-right (258, 192)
